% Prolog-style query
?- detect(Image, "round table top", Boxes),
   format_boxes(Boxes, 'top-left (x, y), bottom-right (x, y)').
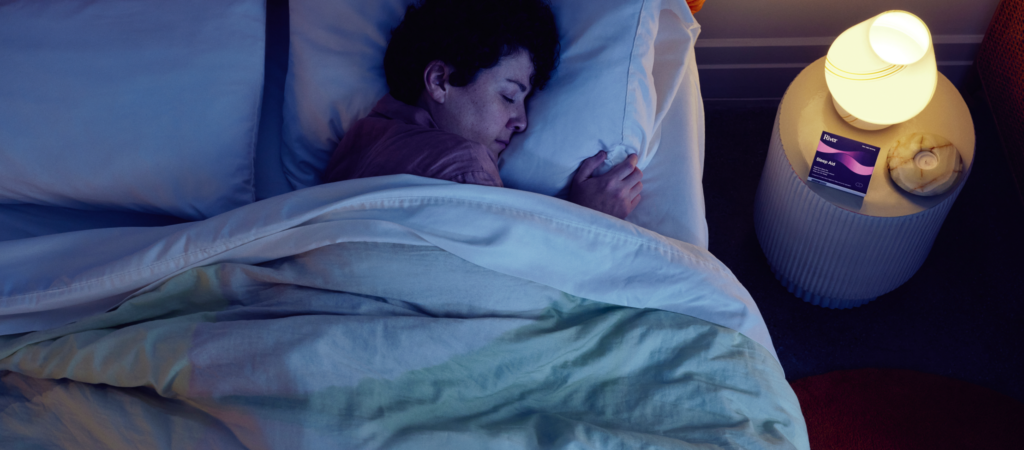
top-left (779, 57), bottom-right (975, 217)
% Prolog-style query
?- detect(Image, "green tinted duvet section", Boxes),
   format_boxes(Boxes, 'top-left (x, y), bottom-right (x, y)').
top-left (0, 242), bottom-right (806, 449)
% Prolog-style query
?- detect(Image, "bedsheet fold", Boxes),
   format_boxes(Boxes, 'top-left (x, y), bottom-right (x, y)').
top-left (1, 240), bottom-right (807, 449)
top-left (1, 175), bottom-right (775, 363)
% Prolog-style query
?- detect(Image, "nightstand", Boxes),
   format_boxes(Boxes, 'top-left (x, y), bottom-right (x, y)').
top-left (753, 57), bottom-right (975, 309)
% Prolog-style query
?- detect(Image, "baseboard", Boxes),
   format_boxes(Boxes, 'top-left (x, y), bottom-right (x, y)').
top-left (696, 35), bottom-right (983, 100)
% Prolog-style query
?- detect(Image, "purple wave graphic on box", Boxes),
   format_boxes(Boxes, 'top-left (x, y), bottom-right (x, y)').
top-left (816, 144), bottom-right (875, 176)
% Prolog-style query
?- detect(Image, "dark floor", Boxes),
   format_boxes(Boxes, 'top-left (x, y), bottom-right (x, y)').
top-left (702, 74), bottom-right (1024, 404)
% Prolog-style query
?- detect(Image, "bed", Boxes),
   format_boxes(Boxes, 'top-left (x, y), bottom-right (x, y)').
top-left (0, 0), bottom-right (808, 447)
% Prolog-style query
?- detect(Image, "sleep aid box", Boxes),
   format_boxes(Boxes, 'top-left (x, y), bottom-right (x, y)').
top-left (807, 131), bottom-right (880, 197)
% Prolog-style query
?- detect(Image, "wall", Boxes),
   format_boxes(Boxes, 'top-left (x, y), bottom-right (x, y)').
top-left (694, 0), bottom-right (1002, 99)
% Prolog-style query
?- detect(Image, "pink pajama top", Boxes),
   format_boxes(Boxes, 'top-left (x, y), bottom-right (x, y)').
top-left (321, 94), bottom-right (503, 187)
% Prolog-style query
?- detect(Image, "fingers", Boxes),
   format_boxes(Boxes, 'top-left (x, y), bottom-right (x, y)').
top-left (627, 180), bottom-right (643, 200)
top-left (622, 165), bottom-right (643, 186)
top-left (608, 153), bottom-right (639, 180)
top-left (630, 193), bottom-right (642, 209)
top-left (574, 151), bottom-right (607, 184)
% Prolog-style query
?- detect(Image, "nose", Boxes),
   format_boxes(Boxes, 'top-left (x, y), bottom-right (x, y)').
top-left (508, 104), bottom-right (527, 133)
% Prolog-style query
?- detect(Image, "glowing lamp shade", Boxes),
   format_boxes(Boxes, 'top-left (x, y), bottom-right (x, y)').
top-left (825, 11), bottom-right (937, 130)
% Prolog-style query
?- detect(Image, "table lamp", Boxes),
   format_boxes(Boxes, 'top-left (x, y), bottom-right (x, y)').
top-left (825, 11), bottom-right (937, 130)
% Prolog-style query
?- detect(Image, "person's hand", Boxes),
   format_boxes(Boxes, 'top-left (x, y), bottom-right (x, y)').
top-left (568, 151), bottom-right (643, 219)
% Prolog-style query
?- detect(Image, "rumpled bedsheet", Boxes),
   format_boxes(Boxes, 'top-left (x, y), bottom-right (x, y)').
top-left (0, 175), bottom-right (807, 448)
top-left (1, 240), bottom-right (804, 448)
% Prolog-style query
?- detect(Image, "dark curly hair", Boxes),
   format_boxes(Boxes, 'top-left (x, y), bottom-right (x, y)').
top-left (384, 0), bottom-right (560, 106)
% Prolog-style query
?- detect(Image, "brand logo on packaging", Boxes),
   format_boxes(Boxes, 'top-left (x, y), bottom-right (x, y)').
top-left (807, 131), bottom-right (880, 197)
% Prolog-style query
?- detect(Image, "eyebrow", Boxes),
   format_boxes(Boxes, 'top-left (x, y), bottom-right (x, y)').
top-left (505, 79), bottom-right (529, 93)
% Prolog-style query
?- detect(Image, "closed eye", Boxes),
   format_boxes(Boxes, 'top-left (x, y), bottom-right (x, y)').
top-left (502, 95), bottom-right (514, 104)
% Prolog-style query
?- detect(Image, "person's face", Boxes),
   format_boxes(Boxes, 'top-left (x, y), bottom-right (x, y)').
top-left (423, 51), bottom-right (534, 158)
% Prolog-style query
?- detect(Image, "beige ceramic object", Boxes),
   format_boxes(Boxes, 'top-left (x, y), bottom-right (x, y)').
top-left (887, 132), bottom-right (962, 196)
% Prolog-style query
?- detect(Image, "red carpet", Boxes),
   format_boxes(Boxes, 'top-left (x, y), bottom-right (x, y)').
top-left (790, 368), bottom-right (1024, 449)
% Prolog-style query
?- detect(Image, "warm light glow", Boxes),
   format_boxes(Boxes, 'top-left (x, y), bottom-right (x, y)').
top-left (869, 11), bottom-right (930, 65)
top-left (825, 10), bottom-right (936, 130)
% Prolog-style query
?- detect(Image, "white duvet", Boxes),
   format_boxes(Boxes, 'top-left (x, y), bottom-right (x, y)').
top-left (0, 175), bottom-right (774, 361)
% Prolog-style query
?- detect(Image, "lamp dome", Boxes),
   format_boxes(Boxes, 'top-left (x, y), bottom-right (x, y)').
top-left (825, 11), bottom-right (937, 130)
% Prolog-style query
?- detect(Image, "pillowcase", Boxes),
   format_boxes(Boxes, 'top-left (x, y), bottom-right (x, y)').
top-left (281, 0), bottom-right (699, 195)
top-left (282, 0), bottom-right (414, 190)
top-left (0, 0), bottom-right (265, 220)
top-left (498, 0), bottom-right (699, 197)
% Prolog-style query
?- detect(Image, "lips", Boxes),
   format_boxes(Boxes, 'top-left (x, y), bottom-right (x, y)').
top-left (495, 139), bottom-right (509, 149)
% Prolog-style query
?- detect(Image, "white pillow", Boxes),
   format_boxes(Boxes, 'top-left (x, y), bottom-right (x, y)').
top-left (0, 0), bottom-right (265, 220)
top-left (281, 0), bottom-right (698, 194)
top-left (500, 0), bottom-right (699, 197)
top-left (282, 0), bottom-right (413, 190)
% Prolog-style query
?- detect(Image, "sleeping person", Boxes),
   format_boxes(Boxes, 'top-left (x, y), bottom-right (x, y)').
top-left (321, 0), bottom-right (644, 219)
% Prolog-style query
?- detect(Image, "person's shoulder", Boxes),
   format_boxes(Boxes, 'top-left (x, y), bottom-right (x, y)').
top-left (430, 132), bottom-right (497, 166)
top-left (452, 170), bottom-right (503, 188)
top-left (386, 129), bottom-right (502, 187)
top-left (439, 138), bottom-right (503, 187)
top-left (383, 125), bottom-right (481, 158)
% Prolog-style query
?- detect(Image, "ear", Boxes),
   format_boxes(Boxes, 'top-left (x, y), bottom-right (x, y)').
top-left (422, 60), bottom-right (452, 104)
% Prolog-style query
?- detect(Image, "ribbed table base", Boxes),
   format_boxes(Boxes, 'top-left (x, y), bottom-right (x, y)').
top-left (770, 264), bottom-right (876, 309)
